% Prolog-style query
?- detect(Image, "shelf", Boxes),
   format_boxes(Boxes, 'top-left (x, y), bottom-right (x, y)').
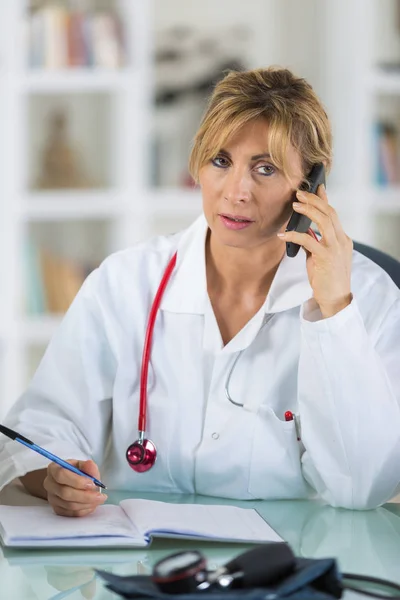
top-left (368, 70), bottom-right (400, 94)
top-left (21, 191), bottom-right (125, 221)
top-left (18, 69), bottom-right (136, 93)
top-left (148, 188), bottom-right (203, 214)
top-left (22, 189), bottom-right (203, 221)
top-left (19, 315), bottom-right (62, 345)
top-left (371, 187), bottom-right (400, 213)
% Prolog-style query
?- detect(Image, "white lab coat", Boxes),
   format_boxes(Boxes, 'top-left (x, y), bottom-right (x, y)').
top-left (1, 215), bottom-right (400, 509)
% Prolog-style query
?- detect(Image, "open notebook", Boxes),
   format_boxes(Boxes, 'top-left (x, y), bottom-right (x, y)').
top-left (0, 499), bottom-right (283, 548)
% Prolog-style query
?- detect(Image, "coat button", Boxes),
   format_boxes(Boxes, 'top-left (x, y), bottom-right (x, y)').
top-left (211, 432), bottom-right (219, 440)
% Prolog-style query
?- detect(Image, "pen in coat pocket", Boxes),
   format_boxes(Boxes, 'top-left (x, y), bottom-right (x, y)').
top-left (284, 411), bottom-right (301, 441)
top-left (0, 423), bottom-right (106, 489)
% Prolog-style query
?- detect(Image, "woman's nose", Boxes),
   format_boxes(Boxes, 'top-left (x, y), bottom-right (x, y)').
top-left (223, 169), bottom-right (252, 204)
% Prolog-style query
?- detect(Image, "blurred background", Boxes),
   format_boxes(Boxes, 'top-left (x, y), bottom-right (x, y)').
top-left (0, 0), bottom-right (399, 416)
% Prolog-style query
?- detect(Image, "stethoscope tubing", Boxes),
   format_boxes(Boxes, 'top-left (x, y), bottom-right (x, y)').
top-left (138, 252), bottom-right (177, 432)
top-left (225, 314), bottom-right (275, 407)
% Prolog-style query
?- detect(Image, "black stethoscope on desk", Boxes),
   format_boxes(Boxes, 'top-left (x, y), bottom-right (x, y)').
top-left (125, 251), bottom-right (269, 473)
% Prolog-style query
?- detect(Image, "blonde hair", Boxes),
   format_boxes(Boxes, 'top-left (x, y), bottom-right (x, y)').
top-left (189, 66), bottom-right (332, 187)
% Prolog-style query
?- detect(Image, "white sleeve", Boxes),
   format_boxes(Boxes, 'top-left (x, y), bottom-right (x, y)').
top-left (0, 268), bottom-right (117, 491)
top-left (298, 297), bottom-right (400, 510)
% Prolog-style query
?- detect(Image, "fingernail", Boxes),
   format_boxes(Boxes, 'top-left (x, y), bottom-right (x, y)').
top-left (277, 233), bottom-right (286, 238)
top-left (85, 482), bottom-right (96, 489)
top-left (293, 202), bottom-right (302, 208)
top-left (297, 190), bottom-right (306, 199)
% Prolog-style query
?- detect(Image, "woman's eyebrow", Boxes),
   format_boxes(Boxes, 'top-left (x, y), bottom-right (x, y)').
top-left (251, 153), bottom-right (271, 160)
top-left (219, 149), bottom-right (272, 161)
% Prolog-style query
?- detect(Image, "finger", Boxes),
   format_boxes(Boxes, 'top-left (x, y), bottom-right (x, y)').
top-left (317, 182), bottom-right (328, 202)
top-left (51, 505), bottom-right (97, 518)
top-left (44, 478), bottom-right (105, 504)
top-left (292, 201), bottom-right (336, 245)
top-left (76, 459), bottom-right (101, 480)
top-left (47, 492), bottom-right (107, 513)
top-left (278, 230), bottom-right (324, 255)
top-left (48, 460), bottom-right (100, 491)
top-left (297, 187), bottom-right (328, 209)
top-left (296, 188), bottom-right (347, 242)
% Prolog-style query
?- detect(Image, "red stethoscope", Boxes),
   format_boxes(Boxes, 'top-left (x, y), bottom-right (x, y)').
top-left (125, 226), bottom-right (317, 472)
top-left (125, 252), bottom-right (177, 472)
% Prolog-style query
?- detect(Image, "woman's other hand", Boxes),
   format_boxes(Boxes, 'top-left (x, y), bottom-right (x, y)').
top-left (44, 459), bottom-right (107, 517)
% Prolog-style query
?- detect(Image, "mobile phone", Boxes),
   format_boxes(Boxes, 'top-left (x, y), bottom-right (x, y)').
top-left (285, 163), bottom-right (326, 258)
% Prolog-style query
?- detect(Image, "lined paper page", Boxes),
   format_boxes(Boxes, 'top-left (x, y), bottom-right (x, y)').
top-left (120, 499), bottom-right (283, 543)
top-left (0, 504), bottom-right (141, 543)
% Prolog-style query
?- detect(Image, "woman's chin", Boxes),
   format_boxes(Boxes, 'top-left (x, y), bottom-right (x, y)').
top-left (211, 228), bottom-right (257, 250)
top-left (209, 224), bottom-right (285, 252)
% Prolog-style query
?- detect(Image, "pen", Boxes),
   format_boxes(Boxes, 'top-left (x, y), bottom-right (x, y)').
top-left (284, 411), bottom-right (301, 441)
top-left (0, 423), bottom-right (106, 489)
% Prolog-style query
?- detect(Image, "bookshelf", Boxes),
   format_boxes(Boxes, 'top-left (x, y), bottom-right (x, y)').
top-left (1, 0), bottom-right (400, 419)
top-left (367, 0), bottom-right (400, 254)
top-left (0, 0), bottom-right (201, 419)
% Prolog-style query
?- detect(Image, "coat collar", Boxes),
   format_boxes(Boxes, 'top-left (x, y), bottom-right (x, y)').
top-left (160, 215), bottom-right (313, 315)
top-left (160, 215), bottom-right (208, 314)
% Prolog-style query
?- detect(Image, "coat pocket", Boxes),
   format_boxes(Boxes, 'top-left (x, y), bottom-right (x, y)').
top-left (247, 405), bottom-right (309, 500)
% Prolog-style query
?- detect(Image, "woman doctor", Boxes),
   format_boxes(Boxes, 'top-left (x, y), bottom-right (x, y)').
top-left (1, 66), bottom-right (400, 516)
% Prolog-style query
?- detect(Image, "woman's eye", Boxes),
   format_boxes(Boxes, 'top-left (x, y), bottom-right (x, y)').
top-left (256, 164), bottom-right (275, 176)
top-left (211, 156), bottom-right (230, 168)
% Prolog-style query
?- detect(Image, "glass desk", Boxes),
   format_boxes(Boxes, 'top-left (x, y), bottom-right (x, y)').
top-left (1, 483), bottom-right (399, 600)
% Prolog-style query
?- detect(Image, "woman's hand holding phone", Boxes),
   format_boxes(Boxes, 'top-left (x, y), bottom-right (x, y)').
top-left (44, 459), bottom-right (107, 517)
top-left (278, 184), bottom-right (353, 318)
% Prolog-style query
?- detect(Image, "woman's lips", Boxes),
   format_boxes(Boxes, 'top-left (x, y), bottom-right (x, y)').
top-left (219, 214), bottom-right (254, 230)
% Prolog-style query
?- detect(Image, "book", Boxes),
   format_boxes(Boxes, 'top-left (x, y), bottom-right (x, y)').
top-left (26, 6), bottom-right (126, 69)
top-left (374, 121), bottom-right (400, 186)
top-left (0, 499), bottom-right (283, 549)
top-left (43, 6), bottom-right (68, 70)
top-left (91, 12), bottom-right (124, 69)
top-left (69, 11), bottom-right (88, 68)
top-left (28, 10), bottom-right (45, 69)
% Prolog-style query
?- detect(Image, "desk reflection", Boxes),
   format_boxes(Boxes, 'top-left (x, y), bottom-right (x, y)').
top-left (0, 489), bottom-right (399, 599)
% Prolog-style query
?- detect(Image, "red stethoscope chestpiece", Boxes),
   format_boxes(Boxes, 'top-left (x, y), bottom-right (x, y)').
top-left (126, 439), bottom-right (157, 473)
